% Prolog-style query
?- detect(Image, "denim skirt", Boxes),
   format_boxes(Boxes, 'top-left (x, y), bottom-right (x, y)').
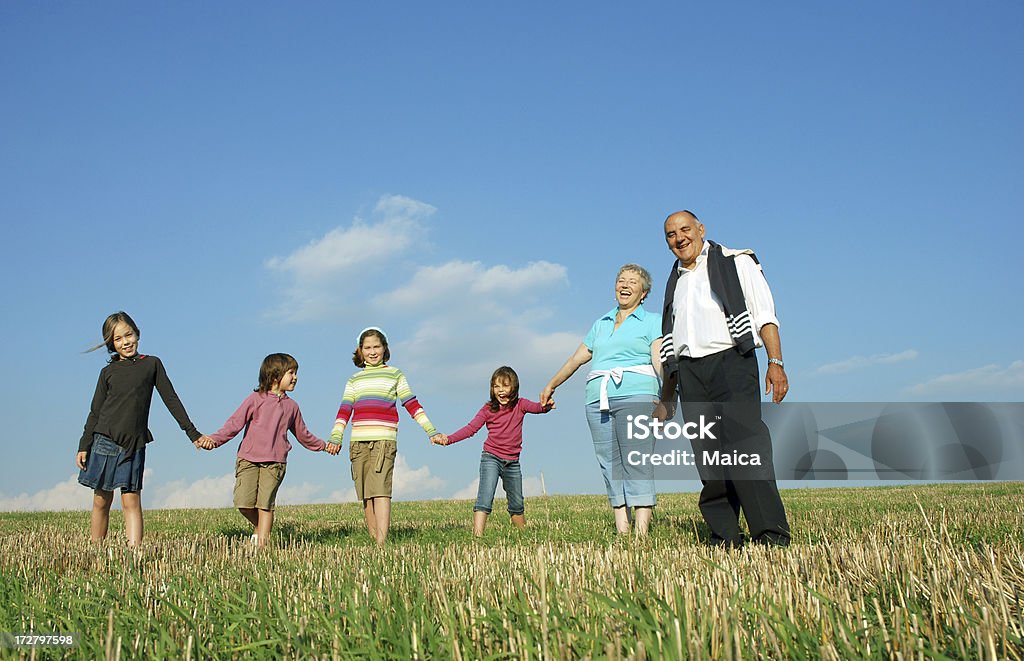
top-left (78, 434), bottom-right (146, 493)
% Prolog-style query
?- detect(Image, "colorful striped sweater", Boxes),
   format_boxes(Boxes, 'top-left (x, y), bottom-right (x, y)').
top-left (330, 364), bottom-right (437, 445)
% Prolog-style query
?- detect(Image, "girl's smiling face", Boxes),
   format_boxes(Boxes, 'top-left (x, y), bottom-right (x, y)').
top-left (111, 321), bottom-right (138, 360)
top-left (275, 369), bottom-right (297, 394)
top-left (361, 336), bottom-right (385, 366)
top-left (492, 378), bottom-right (514, 407)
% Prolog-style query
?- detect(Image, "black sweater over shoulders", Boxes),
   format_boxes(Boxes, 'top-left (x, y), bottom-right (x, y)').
top-left (78, 354), bottom-right (200, 455)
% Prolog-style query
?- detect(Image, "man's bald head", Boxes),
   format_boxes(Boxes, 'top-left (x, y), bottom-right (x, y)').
top-left (664, 209), bottom-right (700, 226)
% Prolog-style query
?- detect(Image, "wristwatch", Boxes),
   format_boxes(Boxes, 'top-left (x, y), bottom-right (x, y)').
top-left (767, 358), bottom-right (785, 368)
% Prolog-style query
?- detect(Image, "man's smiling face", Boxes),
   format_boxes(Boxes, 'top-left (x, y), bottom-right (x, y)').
top-left (664, 211), bottom-right (705, 268)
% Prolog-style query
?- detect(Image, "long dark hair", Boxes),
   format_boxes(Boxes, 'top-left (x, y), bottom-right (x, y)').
top-left (86, 311), bottom-right (141, 362)
top-left (488, 366), bottom-right (520, 412)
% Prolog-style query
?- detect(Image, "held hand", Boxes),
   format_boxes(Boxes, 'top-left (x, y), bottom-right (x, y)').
top-left (543, 400), bottom-right (556, 411)
top-left (76, 451), bottom-right (87, 470)
top-left (539, 385), bottom-right (555, 408)
top-left (194, 435), bottom-right (216, 451)
top-left (430, 433), bottom-right (448, 446)
top-left (652, 400), bottom-right (675, 422)
top-left (765, 364), bottom-right (789, 403)
top-left (324, 442), bottom-right (341, 456)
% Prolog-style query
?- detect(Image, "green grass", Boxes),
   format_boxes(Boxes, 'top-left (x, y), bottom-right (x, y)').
top-left (2, 483), bottom-right (1023, 659)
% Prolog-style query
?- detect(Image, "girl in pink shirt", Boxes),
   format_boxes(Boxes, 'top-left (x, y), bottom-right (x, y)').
top-left (204, 353), bottom-right (338, 546)
top-left (437, 366), bottom-right (552, 536)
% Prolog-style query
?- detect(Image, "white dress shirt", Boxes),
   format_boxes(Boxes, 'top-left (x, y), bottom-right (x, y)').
top-left (671, 241), bottom-right (779, 358)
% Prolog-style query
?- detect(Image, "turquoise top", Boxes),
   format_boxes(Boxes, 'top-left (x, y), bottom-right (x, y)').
top-left (582, 305), bottom-right (663, 405)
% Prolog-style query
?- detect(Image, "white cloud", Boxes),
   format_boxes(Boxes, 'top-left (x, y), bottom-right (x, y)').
top-left (149, 472), bottom-right (234, 509)
top-left (815, 349), bottom-right (918, 375)
top-left (265, 223), bottom-right (398, 280)
top-left (261, 197), bottom-right (579, 390)
top-left (145, 458), bottom-right (447, 507)
top-left (0, 469), bottom-right (235, 512)
top-left (276, 481), bottom-right (326, 506)
top-left (265, 194), bottom-right (436, 281)
top-left (396, 318), bottom-right (580, 391)
top-left (379, 259), bottom-right (577, 391)
top-left (906, 360), bottom-right (1024, 397)
top-left (326, 454), bottom-right (446, 503)
top-left (327, 488), bottom-right (359, 503)
top-left (392, 453), bottom-right (446, 499)
top-left (474, 262), bottom-right (566, 295)
top-left (0, 474), bottom-right (87, 511)
top-left (0, 454), bottom-right (449, 511)
top-left (145, 453), bottom-right (446, 507)
top-left (451, 479), bottom-right (478, 500)
top-left (264, 194), bottom-right (437, 320)
top-left (372, 194), bottom-right (437, 220)
top-left (451, 474), bottom-right (546, 501)
top-left (379, 260), bottom-right (568, 310)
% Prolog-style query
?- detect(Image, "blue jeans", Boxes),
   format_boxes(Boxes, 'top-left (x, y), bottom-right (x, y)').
top-left (586, 396), bottom-right (657, 508)
top-left (474, 451), bottom-right (524, 515)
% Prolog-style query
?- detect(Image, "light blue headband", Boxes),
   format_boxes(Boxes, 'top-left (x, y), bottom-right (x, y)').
top-left (357, 326), bottom-right (387, 344)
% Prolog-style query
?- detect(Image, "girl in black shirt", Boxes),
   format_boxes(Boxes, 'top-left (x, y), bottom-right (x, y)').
top-left (77, 311), bottom-right (210, 545)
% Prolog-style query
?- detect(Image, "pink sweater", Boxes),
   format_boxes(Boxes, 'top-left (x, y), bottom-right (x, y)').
top-left (447, 398), bottom-right (549, 460)
top-left (210, 391), bottom-right (325, 463)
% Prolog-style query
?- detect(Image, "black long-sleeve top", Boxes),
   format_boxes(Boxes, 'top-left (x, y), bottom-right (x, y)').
top-left (78, 354), bottom-right (201, 455)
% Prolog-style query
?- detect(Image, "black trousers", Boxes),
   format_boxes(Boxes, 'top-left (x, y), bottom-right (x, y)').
top-left (677, 348), bottom-right (790, 546)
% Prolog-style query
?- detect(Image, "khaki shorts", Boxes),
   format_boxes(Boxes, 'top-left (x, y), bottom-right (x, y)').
top-left (350, 440), bottom-right (397, 500)
top-left (234, 458), bottom-right (287, 510)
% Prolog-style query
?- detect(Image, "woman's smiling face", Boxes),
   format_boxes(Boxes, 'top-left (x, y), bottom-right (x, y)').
top-left (615, 269), bottom-right (646, 309)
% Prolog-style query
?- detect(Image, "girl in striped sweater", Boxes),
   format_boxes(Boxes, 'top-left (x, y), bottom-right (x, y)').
top-left (329, 327), bottom-right (445, 545)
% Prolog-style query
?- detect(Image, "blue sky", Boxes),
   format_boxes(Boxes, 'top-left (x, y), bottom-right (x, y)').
top-left (2, 2), bottom-right (1022, 510)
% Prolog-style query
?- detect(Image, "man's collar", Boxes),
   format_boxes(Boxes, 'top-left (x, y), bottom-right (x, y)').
top-left (676, 240), bottom-right (710, 273)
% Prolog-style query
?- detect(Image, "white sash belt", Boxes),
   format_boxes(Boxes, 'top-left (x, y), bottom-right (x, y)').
top-left (586, 364), bottom-right (657, 411)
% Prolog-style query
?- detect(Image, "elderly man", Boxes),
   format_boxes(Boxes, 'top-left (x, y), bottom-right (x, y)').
top-left (654, 210), bottom-right (791, 547)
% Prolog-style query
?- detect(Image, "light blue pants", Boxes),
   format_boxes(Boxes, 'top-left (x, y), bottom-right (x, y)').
top-left (474, 451), bottom-right (524, 515)
top-left (585, 396), bottom-right (657, 508)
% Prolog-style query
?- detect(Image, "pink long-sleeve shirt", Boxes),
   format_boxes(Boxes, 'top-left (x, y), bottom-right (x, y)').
top-left (210, 391), bottom-right (325, 463)
top-left (447, 398), bottom-right (549, 461)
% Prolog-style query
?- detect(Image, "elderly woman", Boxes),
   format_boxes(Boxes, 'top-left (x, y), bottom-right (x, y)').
top-left (540, 264), bottom-right (662, 535)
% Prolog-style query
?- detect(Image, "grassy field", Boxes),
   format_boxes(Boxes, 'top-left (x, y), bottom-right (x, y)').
top-left (1, 483), bottom-right (1023, 659)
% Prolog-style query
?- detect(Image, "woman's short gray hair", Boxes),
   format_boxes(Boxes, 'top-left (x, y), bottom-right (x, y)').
top-left (617, 264), bottom-right (652, 294)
